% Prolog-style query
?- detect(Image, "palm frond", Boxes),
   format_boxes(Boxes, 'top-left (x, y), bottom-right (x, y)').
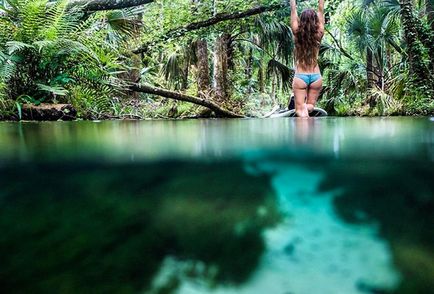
top-left (161, 51), bottom-right (185, 89)
top-left (382, 0), bottom-right (401, 15)
top-left (253, 16), bottom-right (294, 63)
top-left (266, 59), bottom-right (293, 91)
top-left (346, 9), bottom-right (373, 55)
top-left (106, 10), bottom-right (141, 37)
top-left (362, 0), bottom-right (377, 7)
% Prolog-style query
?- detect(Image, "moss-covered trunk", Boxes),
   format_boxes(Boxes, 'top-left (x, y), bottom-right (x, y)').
top-left (213, 33), bottom-right (231, 102)
top-left (399, 0), bottom-right (434, 94)
top-left (196, 39), bottom-right (211, 98)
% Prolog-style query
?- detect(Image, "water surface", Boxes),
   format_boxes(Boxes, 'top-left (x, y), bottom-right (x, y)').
top-left (0, 117), bottom-right (433, 294)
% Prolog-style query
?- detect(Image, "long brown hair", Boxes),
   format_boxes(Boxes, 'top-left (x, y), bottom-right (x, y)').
top-left (295, 9), bottom-right (321, 68)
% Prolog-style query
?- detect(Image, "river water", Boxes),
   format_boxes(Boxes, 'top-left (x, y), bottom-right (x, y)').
top-left (0, 117), bottom-right (433, 294)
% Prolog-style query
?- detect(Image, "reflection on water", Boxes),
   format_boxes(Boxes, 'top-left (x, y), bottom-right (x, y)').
top-left (0, 117), bottom-right (432, 161)
top-left (0, 117), bottom-right (433, 293)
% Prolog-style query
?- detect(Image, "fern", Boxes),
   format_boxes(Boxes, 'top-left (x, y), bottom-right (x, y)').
top-left (0, 0), bottom-right (125, 117)
top-left (33, 40), bottom-right (55, 52)
top-left (36, 83), bottom-right (69, 96)
top-left (6, 41), bottom-right (34, 55)
top-left (0, 60), bottom-right (17, 82)
top-left (68, 84), bottom-right (113, 119)
top-left (17, 0), bottom-right (48, 42)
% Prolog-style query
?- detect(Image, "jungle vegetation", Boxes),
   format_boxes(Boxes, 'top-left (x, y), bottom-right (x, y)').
top-left (0, 0), bottom-right (433, 120)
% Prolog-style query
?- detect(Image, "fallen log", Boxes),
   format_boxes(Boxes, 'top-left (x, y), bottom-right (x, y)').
top-left (129, 83), bottom-right (245, 118)
top-left (21, 103), bottom-right (77, 121)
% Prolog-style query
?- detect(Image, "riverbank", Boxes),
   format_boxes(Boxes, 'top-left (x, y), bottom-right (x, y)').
top-left (1, 98), bottom-right (434, 121)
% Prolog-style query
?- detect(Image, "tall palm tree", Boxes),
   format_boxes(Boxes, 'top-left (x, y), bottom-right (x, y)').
top-left (399, 0), bottom-right (433, 93)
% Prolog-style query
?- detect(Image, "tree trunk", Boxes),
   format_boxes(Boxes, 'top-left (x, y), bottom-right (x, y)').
top-left (427, 0), bottom-right (434, 72)
top-left (196, 39), bottom-right (211, 98)
top-left (427, 0), bottom-right (434, 32)
top-left (399, 0), bottom-right (433, 92)
top-left (366, 48), bottom-right (383, 107)
top-left (366, 48), bottom-right (375, 90)
top-left (246, 48), bottom-right (254, 95)
top-left (66, 0), bottom-right (154, 12)
top-left (213, 33), bottom-right (230, 102)
top-left (258, 65), bottom-right (265, 93)
top-left (124, 12), bottom-right (144, 99)
top-left (181, 61), bottom-right (189, 90)
top-left (190, 0), bottom-right (210, 98)
top-left (270, 74), bottom-right (277, 104)
top-left (129, 83), bottom-right (244, 117)
top-left (412, 12), bottom-right (434, 74)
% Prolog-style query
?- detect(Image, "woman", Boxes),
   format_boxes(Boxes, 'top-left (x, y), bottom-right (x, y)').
top-left (290, 0), bottom-right (325, 117)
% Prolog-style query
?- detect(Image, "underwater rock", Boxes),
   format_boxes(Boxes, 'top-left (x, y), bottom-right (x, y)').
top-left (0, 161), bottom-right (279, 293)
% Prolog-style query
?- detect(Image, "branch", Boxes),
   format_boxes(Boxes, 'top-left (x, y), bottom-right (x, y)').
top-left (133, 4), bottom-right (285, 54)
top-left (66, 0), bottom-right (154, 12)
top-left (1, 1), bottom-right (155, 17)
top-left (325, 28), bottom-right (354, 60)
top-left (129, 83), bottom-right (245, 118)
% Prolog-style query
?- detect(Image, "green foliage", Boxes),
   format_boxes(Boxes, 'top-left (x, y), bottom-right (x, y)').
top-left (0, 0), bottom-right (130, 119)
top-left (1, 0), bottom-right (433, 119)
top-left (68, 84), bottom-right (114, 119)
top-left (0, 81), bottom-right (17, 119)
top-left (138, 0), bottom-right (434, 117)
top-left (319, 0), bottom-right (433, 115)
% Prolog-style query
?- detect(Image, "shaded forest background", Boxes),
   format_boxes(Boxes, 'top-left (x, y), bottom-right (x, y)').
top-left (0, 0), bottom-right (433, 119)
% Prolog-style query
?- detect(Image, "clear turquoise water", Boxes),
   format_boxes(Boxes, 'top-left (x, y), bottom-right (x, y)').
top-left (0, 117), bottom-right (433, 294)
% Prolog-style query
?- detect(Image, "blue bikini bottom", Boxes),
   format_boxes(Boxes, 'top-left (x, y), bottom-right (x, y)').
top-left (294, 73), bottom-right (322, 86)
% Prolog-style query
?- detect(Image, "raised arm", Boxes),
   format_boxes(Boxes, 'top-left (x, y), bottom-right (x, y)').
top-left (317, 0), bottom-right (325, 34)
top-left (290, 0), bottom-right (299, 33)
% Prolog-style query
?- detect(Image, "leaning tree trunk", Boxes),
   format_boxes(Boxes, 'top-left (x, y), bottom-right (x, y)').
top-left (213, 33), bottom-right (231, 102)
top-left (399, 0), bottom-right (434, 93)
top-left (133, 4), bottom-right (284, 54)
top-left (66, 0), bottom-right (154, 12)
top-left (196, 39), bottom-right (211, 98)
top-left (129, 83), bottom-right (244, 117)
